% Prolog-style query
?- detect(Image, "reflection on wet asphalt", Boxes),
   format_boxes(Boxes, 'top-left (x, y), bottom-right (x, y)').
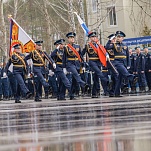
top-left (0, 94), bottom-right (151, 151)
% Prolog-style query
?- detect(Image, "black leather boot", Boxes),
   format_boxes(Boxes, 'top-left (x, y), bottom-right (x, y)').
top-left (0, 95), bottom-right (3, 100)
top-left (15, 99), bottom-right (21, 103)
top-left (34, 98), bottom-right (42, 102)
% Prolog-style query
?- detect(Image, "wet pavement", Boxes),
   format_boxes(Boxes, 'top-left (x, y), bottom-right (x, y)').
top-left (0, 94), bottom-right (151, 151)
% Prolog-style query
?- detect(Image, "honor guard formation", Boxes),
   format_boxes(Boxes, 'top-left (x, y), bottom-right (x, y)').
top-left (1, 31), bottom-right (151, 103)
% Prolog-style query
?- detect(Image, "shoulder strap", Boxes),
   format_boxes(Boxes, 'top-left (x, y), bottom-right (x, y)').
top-left (88, 42), bottom-right (98, 54)
top-left (13, 52), bottom-right (26, 70)
top-left (67, 44), bottom-right (82, 62)
top-left (34, 50), bottom-right (45, 67)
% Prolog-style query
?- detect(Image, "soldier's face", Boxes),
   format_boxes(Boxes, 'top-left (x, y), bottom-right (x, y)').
top-left (136, 48), bottom-right (141, 54)
top-left (36, 44), bottom-right (42, 50)
top-left (117, 36), bottom-right (124, 42)
top-left (129, 49), bottom-right (132, 54)
top-left (90, 36), bottom-right (97, 42)
top-left (60, 44), bottom-right (64, 49)
top-left (68, 37), bottom-right (75, 43)
top-left (15, 48), bottom-right (21, 53)
top-left (111, 37), bottom-right (116, 43)
top-left (144, 48), bottom-right (148, 53)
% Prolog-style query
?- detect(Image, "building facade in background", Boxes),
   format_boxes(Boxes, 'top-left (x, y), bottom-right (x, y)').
top-left (86, 0), bottom-right (151, 45)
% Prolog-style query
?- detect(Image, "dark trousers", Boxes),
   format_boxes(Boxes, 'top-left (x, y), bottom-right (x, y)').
top-left (1, 77), bottom-right (9, 97)
top-left (8, 74), bottom-right (17, 97)
top-left (14, 73), bottom-right (29, 100)
top-left (89, 61), bottom-right (108, 92)
top-left (0, 78), bottom-right (2, 96)
top-left (56, 70), bottom-right (71, 99)
top-left (48, 75), bottom-right (58, 96)
top-left (137, 71), bottom-right (146, 87)
top-left (92, 73), bottom-right (100, 96)
top-left (25, 78), bottom-right (35, 96)
top-left (114, 60), bottom-right (134, 95)
top-left (34, 72), bottom-right (49, 100)
top-left (67, 64), bottom-right (85, 88)
top-left (145, 71), bottom-right (151, 89)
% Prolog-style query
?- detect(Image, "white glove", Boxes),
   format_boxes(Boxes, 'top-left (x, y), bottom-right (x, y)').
top-left (82, 67), bottom-right (86, 72)
top-left (63, 68), bottom-right (67, 75)
top-left (27, 73), bottom-right (31, 78)
top-left (127, 66), bottom-right (130, 70)
top-left (53, 63), bottom-right (56, 69)
top-left (106, 53), bottom-right (110, 61)
top-left (57, 44), bottom-right (60, 49)
top-left (3, 72), bottom-right (7, 78)
top-left (49, 70), bottom-right (54, 76)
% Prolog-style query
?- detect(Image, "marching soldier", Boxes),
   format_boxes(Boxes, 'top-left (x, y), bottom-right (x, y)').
top-left (144, 46), bottom-right (151, 91)
top-left (51, 39), bottom-right (71, 100)
top-left (25, 41), bottom-right (56, 102)
top-left (105, 34), bottom-right (118, 97)
top-left (133, 46), bottom-right (147, 93)
top-left (105, 31), bottom-right (138, 97)
top-left (4, 44), bottom-right (32, 103)
top-left (63, 32), bottom-right (87, 100)
top-left (82, 32), bottom-right (109, 96)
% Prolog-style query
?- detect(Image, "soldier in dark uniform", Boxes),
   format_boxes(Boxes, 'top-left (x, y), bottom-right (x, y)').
top-left (5, 44), bottom-right (32, 103)
top-left (105, 31), bottom-right (138, 97)
top-left (82, 32), bottom-right (109, 96)
top-left (128, 48), bottom-right (136, 93)
top-left (63, 32), bottom-right (87, 100)
top-left (1, 63), bottom-right (10, 100)
top-left (133, 46), bottom-right (147, 92)
top-left (105, 34), bottom-right (118, 97)
top-left (144, 46), bottom-right (151, 91)
top-left (51, 39), bottom-right (71, 100)
top-left (25, 41), bottom-right (56, 102)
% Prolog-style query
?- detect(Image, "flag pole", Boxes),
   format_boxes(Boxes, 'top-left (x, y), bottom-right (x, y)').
top-left (8, 15), bottom-right (13, 56)
top-left (74, 12), bottom-right (118, 74)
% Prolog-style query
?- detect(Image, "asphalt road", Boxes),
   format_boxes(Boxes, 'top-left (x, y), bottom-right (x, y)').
top-left (0, 94), bottom-right (151, 151)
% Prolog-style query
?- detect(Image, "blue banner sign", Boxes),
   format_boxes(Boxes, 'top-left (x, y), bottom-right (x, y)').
top-left (123, 36), bottom-right (151, 45)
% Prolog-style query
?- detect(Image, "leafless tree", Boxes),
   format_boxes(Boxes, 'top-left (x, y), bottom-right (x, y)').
top-left (0, 0), bottom-right (7, 59)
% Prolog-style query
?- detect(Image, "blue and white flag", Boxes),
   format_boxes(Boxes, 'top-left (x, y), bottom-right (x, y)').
top-left (74, 12), bottom-right (91, 36)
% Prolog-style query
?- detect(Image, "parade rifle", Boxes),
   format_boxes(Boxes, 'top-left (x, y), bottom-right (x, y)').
top-left (74, 12), bottom-right (118, 74)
